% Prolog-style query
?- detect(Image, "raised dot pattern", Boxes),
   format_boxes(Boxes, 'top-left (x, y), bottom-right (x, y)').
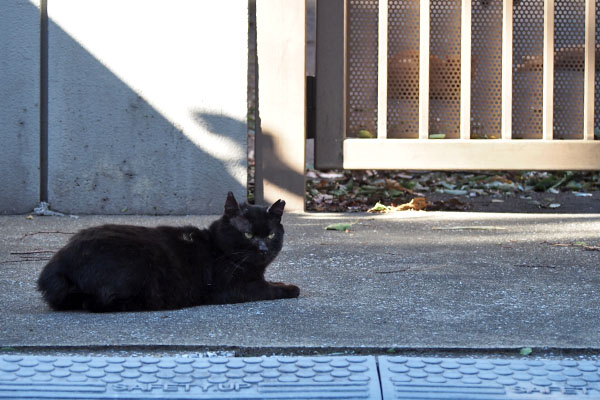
top-left (0, 355), bottom-right (375, 398)
top-left (382, 356), bottom-right (600, 395)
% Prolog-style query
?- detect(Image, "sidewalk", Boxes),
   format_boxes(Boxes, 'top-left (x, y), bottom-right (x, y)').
top-left (1, 211), bottom-right (599, 355)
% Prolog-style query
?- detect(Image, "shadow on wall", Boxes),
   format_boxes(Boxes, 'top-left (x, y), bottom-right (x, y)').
top-left (0, 0), bottom-right (40, 214)
top-left (253, 128), bottom-right (306, 209)
top-left (44, 3), bottom-right (246, 215)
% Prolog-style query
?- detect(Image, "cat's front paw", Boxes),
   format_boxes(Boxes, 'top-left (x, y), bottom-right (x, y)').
top-left (284, 284), bottom-right (300, 298)
top-left (270, 282), bottom-right (300, 298)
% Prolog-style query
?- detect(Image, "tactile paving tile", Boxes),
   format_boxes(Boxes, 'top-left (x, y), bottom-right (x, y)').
top-left (0, 355), bottom-right (381, 399)
top-left (379, 356), bottom-right (600, 399)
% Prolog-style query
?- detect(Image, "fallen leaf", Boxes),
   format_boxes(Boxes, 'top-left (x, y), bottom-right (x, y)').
top-left (367, 202), bottom-right (391, 213)
top-left (325, 221), bottom-right (357, 232)
top-left (395, 197), bottom-right (428, 211)
top-left (25, 215), bottom-right (34, 220)
top-left (487, 175), bottom-right (514, 185)
top-left (367, 198), bottom-right (428, 213)
top-left (357, 129), bottom-right (374, 138)
top-left (520, 347), bottom-right (533, 356)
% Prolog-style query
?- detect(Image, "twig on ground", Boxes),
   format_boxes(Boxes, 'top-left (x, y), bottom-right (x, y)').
top-left (10, 250), bottom-right (55, 255)
top-left (550, 242), bottom-right (600, 251)
top-left (375, 269), bottom-right (409, 274)
top-left (514, 264), bottom-right (556, 269)
top-left (20, 231), bottom-right (75, 239)
top-left (0, 258), bottom-right (51, 264)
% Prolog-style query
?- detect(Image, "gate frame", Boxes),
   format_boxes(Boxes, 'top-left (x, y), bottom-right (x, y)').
top-left (315, 0), bottom-right (600, 171)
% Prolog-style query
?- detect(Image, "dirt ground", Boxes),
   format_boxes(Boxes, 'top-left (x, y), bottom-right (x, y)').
top-left (304, 169), bottom-right (600, 214)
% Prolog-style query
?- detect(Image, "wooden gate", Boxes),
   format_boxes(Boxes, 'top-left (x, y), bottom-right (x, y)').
top-left (315, 0), bottom-right (600, 171)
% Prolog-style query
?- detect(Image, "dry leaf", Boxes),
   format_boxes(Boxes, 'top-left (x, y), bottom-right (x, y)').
top-left (395, 197), bottom-right (428, 211)
top-left (368, 197), bottom-right (428, 213)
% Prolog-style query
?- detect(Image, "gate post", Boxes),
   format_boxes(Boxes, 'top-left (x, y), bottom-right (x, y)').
top-left (255, 0), bottom-right (306, 211)
top-left (315, 0), bottom-right (345, 169)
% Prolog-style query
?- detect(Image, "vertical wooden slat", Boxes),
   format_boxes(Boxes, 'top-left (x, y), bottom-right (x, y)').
top-left (419, 0), bottom-right (430, 139)
top-left (377, 0), bottom-right (388, 138)
top-left (255, 0), bottom-right (306, 210)
top-left (501, 0), bottom-right (513, 140)
top-left (584, 0), bottom-right (596, 140)
top-left (543, 0), bottom-right (554, 141)
top-left (315, 0), bottom-right (345, 168)
top-left (460, 0), bottom-right (471, 140)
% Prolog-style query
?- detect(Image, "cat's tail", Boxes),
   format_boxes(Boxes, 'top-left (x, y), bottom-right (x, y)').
top-left (37, 258), bottom-right (84, 311)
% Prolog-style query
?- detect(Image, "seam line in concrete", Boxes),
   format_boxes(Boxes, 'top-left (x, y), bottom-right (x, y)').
top-left (39, 0), bottom-right (49, 204)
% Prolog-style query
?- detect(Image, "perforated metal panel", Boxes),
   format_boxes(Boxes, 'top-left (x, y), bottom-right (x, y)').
top-left (471, 0), bottom-right (502, 139)
top-left (512, 0), bottom-right (544, 139)
top-left (554, 0), bottom-right (586, 139)
top-left (387, 0), bottom-right (420, 139)
top-left (341, 0), bottom-right (599, 154)
top-left (429, 0), bottom-right (462, 139)
top-left (347, 0), bottom-right (379, 138)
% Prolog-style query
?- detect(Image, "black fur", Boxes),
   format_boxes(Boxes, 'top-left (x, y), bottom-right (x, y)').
top-left (37, 192), bottom-right (299, 312)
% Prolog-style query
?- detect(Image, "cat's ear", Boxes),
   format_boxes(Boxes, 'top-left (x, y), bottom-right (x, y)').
top-left (224, 191), bottom-right (240, 217)
top-left (266, 199), bottom-right (285, 219)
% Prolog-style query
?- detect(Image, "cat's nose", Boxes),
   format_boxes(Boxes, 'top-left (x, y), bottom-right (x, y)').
top-left (257, 241), bottom-right (268, 252)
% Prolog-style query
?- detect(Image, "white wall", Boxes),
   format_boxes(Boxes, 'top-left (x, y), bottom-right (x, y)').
top-left (1, 0), bottom-right (248, 214)
top-left (47, 0), bottom-right (248, 214)
top-left (0, 0), bottom-right (40, 214)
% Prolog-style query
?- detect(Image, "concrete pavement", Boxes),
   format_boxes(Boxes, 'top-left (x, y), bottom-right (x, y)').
top-left (1, 211), bottom-right (599, 356)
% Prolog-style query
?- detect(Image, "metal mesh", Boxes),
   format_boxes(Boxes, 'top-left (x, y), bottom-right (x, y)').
top-left (471, 0), bottom-right (502, 139)
top-left (346, 0), bottom-right (597, 142)
top-left (347, 0), bottom-right (379, 138)
top-left (387, 0), bottom-right (420, 138)
top-left (554, 0), bottom-right (585, 139)
top-left (429, 0), bottom-right (462, 139)
top-left (512, 0), bottom-right (544, 139)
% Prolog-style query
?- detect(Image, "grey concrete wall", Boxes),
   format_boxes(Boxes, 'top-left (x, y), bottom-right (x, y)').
top-left (46, 0), bottom-right (247, 214)
top-left (0, 0), bottom-right (40, 214)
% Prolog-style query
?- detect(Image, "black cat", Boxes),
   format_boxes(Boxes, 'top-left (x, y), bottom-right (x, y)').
top-left (37, 192), bottom-right (299, 312)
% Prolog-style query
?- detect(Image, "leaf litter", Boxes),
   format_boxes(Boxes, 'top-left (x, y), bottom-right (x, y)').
top-left (306, 169), bottom-right (600, 213)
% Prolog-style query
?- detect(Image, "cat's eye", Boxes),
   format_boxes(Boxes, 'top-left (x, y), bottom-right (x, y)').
top-left (244, 232), bottom-right (253, 239)
top-left (268, 232), bottom-right (275, 239)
